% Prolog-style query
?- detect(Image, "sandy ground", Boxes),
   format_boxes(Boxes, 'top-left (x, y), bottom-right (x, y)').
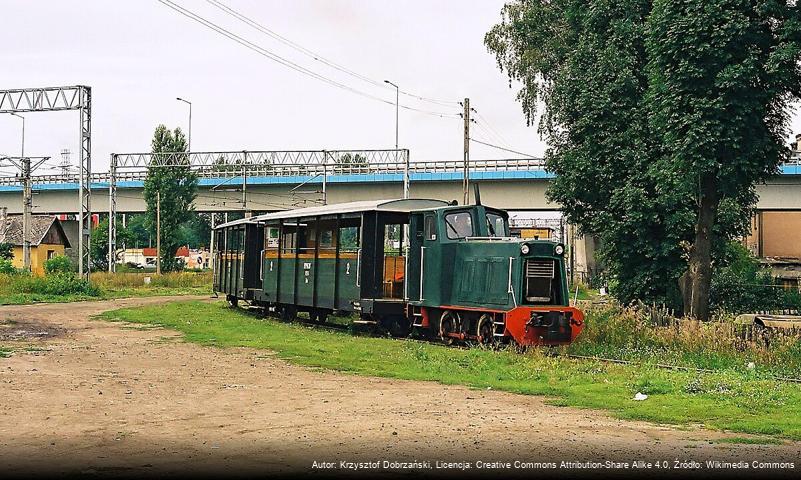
top-left (0, 297), bottom-right (799, 478)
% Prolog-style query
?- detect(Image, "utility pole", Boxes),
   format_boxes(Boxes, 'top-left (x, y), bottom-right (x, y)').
top-left (156, 190), bottom-right (161, 275)
top-left (22, 157), bottom-right (31, 271)
top-left (209, 212), bottom-right (215, 272)
top-left (242, 151), bottom-right (248, 214)
top-left (1, 155), bottom-right (48, 273)
top-left (462, 97), bottom-right (470, 205)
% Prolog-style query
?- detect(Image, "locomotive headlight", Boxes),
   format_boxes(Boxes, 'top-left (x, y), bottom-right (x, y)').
top-left (554, 244), bottom-right (565, 256)
top-left (520, 244), bottom-right (530, 255)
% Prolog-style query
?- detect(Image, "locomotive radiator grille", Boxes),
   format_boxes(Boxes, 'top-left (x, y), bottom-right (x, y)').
top-left (525, 259), bottom-right (554, 278)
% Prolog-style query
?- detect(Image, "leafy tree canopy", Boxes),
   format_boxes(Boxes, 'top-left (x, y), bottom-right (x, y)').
top-left (486, 0), bottom-right (801, 318)
top-left (143, 125), bottom-right (198, 272)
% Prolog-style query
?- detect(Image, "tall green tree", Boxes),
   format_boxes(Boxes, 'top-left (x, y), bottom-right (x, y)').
top-left (645, 0), bottom-right (801, 320)
top-left (486, 1), bottom-right (801, 319)
top-left (143, 125), bottom-right (197, 272)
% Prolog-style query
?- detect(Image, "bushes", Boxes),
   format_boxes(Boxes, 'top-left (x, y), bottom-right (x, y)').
top-left (710, 242), bottom-right (799, 314)
top-left (43, 255), bottom-right (74, 275)
top-left (0, 259), bottom-right (15, 275)
top-left (11, 272), bottom-right (99, 296)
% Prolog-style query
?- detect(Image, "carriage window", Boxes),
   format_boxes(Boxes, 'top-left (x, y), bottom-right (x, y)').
top-left (486, 212), bottom-right (508, 237)
top-left (265, 227), bottom-right (279, 248)
top-left (444, 211), bottom-right (474, 239)
top-left (424, 215), bottom-right (436, 240)
top-left (339, 226), bottom-right (360, 251)
top-left (280, 224), bottom-right (297, 254)
top-left (320, 230), bottom-right (334, 247)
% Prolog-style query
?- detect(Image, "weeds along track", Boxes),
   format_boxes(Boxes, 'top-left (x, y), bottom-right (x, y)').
top-left (237, 303), bottom-right (801, 384)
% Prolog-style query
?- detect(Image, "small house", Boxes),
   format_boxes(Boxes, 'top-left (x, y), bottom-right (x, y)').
top-left (0, 214), bottom-right (72, 275)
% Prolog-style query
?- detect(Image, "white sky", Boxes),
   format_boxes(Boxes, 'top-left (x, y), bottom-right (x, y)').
top-left (0, 0), bottom-right (549, 176)
top-left (2, 0), bottom-right (800, 179)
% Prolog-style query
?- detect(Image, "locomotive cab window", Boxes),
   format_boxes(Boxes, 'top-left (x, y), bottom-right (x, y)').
top-left (444, 211), bottom-right (474, 239)
top-left (486, 212), bottom-right (508, 237)
top-left (524, 258), bottom-right (560, 304)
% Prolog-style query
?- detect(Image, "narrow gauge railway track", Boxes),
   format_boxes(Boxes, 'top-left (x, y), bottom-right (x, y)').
top-left (238, 303), bottom-right (801, 384)
top-left (560, 354), bottom-right (801, 384)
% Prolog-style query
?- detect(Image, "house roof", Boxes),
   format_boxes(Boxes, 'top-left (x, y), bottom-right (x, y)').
top-left (216, 198), bottom-right (451, 229)
top-left (0, 215), bottom-right (71, 248)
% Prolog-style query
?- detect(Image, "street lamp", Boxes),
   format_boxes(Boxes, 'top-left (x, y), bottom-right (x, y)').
top-left (383, 80), bottom-right (408, 199)
top-left (8, 112), bottom-right (24, 158)
top-left (383, 80), bottom-right (399, 150)
top-left (176, 97), bottom-right (192, 151)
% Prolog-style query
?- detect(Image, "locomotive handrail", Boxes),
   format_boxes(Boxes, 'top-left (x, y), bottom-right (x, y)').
top-left (419, 246), bottom-right (426, 301)
top-left (355, 248), bottom-right (362, 287)
top-left (508, 257), bottom-right (518, 307)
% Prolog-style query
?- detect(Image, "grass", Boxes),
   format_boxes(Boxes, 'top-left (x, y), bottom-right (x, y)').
top-left (565, 305), bottom-right (801, 378)
top-left (0, 347), bottom-right (10, 358)
top-left (0, 271), bottom-right (212, 305)
top-left (99, 300), bottom-right (801, 441)
top-left (717, 436), bottom-right (784, 445)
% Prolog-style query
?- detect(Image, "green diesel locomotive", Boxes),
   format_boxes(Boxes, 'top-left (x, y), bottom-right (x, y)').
top-left (213, 198), bottom-right (584, 346)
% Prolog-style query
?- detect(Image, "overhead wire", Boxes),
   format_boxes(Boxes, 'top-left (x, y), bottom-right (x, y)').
top-left (158, 0), bottom-right (460, 119)
top-left (469, 137), bottom-right (539, 159)
top-left (205, 0), bottom-right (460, 108)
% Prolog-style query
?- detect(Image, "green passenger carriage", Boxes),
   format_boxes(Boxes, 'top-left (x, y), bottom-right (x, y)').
top-left (213, 198), bottom-right (584, 346)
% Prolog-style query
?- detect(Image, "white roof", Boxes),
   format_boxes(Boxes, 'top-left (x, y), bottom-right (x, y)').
top-left (216, 198), bottom-right (450, 229)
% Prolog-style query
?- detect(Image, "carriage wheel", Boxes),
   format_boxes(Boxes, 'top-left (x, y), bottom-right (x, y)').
top-left (476, 313), bottom-right (496, 347)
top-left (226, 295), bottom-right (238, 308)
top-left (279, 305), bottom-right (297, 323)
top-left (310, 309), bottom-right (328, 324)
top-left (439, 310), bottom-right (459, 345)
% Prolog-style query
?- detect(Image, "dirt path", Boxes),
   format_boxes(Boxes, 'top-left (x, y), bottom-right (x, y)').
top-left (0, 297), bottom-right (798, 478)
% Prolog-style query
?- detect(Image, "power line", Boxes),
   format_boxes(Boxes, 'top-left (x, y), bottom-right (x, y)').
top-left (469, 137), bottom-right (538, 159)
top-left (158, 0), bottom-right (460, 119)
top-left (473, 120), bottom-right (509, 150)
top-left (473, 111), bottom-right (513, 148)
top-left (206, 0), bottom-right (460, 108)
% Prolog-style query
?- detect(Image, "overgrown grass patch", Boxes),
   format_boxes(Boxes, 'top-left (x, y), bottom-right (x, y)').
top-left (0, 271), bottom-right (211, 305)
top-left (563, 305), bottom-right (801, 378)
top-left (99, 301), bottom-right (801, 440)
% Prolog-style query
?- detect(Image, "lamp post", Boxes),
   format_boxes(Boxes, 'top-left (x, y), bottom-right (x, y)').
top-left (176, 97), bottom-right (192, 151)
top-left (383, 80), bottom-right (399, 150)
top-left (383, 80), bottom-right (407, 199)
top-left (8, 112), bottom-right (24, 158)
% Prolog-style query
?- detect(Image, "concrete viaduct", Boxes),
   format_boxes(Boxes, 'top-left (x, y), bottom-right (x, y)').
top-left (1, 162), bottom-right (800, 215)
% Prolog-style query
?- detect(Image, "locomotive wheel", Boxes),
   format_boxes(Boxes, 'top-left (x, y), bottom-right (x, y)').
top-left (476, 313), bottom-right (496, 347)
top-left (438, 310), bottom-right (459, 345)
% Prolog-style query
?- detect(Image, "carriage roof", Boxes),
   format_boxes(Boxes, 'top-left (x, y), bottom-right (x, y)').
top-left (215, 198), bottom-right (450, 229)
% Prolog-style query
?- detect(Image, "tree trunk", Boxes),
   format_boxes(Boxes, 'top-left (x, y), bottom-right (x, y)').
top-left (682, 172), bottom-right (719, 321)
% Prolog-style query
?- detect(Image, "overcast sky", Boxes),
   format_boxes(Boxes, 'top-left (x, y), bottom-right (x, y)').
top-left (3, 0), bottom-right (801, 179)
top-left (0, 0), bottom-right (552, 177)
